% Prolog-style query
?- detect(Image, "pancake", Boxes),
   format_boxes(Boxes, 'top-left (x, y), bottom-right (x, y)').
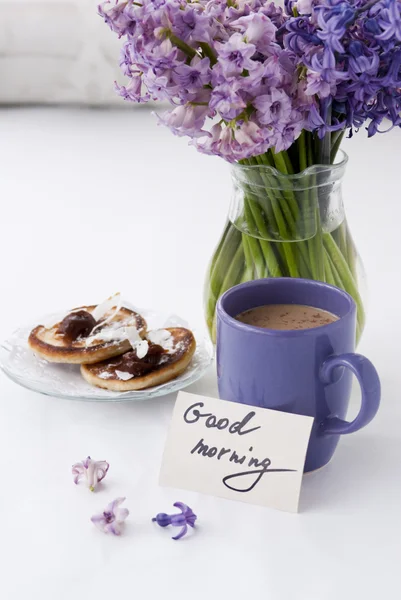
top-left (81, 327), bottom-right (196, 391)
top-left (28, 305), bottom-right (147, 365)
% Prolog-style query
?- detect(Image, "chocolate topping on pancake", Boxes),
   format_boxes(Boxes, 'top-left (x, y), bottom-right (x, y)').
top-left (87, 329), bottom-right (194, 381)
top-left (58, 310), bottom-right (97, 341)
top-left (101, 343), bottom-right (166, 376)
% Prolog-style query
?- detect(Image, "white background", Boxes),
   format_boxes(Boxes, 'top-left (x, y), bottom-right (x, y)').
top-left (0, 107), bottom-right (400, 599)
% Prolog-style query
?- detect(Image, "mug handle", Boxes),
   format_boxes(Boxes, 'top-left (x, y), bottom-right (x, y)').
top-left (319, 353), bottom-right (381, 435)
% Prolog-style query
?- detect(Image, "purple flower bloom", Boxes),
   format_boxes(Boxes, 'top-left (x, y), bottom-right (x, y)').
top-left (305, 49), bottom-right (348, 98)
top-left (295, 0), bottom-right (314, 14)
top-left (91, 497), bottom-right (129, 535)
top-left (115, 76), bottom-right (150, 102)
top-left (315, 3), bottom-right (356, 53)
top-left (233, 120), bottom-right (270, 158)
top-left (152, 502), bottom-right (197, 540)
top-left (72, 456), bottom-right (109, 492)
top-left (209, 81), bottom-right (247, 120)
top-left (283, 17), bottom-right (321, 55)
top-left (347, 41), bottom-right (379, 75)
top-left (216, 33), bottom-right (256, 76)
top-left (143, 69), bottom-right (179, 102)
top-left (305, 101), bottom-right (344, 139)
top-left (172, 57), bottom-right (211, 93)
top-left (119, 41), bottom-right (135, 77)
top-left (260, 1), bottom-right (286, 29)
top-left (274, 113), bottom-right (304, 152)
top-left (377, 0), bottom-right (401, 42)
top-left (136, 37), bottom-right (179, 71)
top-left (156, 103), bottom-right (210, 137)
top-left (231, 13), bottom-right (277, 54)
top-left (173, 6), bottom-right (214, 44)
top-left (98, 1), bottom-right (137, 37)
top-left (254, 89), bottom-right (293, 126)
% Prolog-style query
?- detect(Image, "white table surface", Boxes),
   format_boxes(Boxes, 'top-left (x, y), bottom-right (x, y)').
top-left (0, 107), bottom-right (400, 600)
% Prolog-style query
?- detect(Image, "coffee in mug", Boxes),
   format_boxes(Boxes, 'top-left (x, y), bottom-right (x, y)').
top-left (235, 304), bottom-right (338, 331)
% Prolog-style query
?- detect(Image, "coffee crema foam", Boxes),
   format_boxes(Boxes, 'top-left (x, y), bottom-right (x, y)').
top-left (235, 304), bottom-right (339, 331)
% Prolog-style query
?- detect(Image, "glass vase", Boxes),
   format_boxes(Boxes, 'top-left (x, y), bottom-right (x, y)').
top-left (204, 150), bottom-right (366, 343)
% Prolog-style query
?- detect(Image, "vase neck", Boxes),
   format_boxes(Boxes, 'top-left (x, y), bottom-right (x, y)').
top-left (229, 156), bottom-right (347, 242)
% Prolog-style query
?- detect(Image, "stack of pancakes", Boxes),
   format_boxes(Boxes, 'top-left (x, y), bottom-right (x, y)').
top-left (28, 297), bottom-right (196, 391)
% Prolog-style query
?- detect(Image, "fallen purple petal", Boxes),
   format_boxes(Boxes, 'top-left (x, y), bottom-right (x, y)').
top-left (72, 456), bottom-right (109, 491)
top-left (152, 502), bottom-right (197, 540)
top-left (91, 497), bottom-right (129, 536)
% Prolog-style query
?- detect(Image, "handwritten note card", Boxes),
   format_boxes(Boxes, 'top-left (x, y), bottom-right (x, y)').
top-left (160, 392), bottom-right (313, 513)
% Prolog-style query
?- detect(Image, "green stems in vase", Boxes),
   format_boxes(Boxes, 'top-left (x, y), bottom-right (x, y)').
top-left (204, 132), bottom-right (365, 343)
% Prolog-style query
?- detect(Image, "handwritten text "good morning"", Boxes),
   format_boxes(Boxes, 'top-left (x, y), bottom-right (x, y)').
top-left (183, 402), bottom-right (295, 493)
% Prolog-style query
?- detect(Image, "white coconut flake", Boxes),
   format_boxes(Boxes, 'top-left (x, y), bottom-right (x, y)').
top-left (147, 329), bottom-right (174, 352)
top-left (115, 370), bottom-right (134, 381)
top-left (91, 293), bottom-right (122, 330)
top-left (125, 327), bottom-right (149, 358)
top-left (84, 324), bottom-right (150, 359)
top-left (85, 324), bottom-right (127, 347)
top-left (98, 371), bottom-right (113, 380)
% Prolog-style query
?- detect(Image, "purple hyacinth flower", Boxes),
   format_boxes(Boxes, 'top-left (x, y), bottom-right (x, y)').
top-left (172, 6), bottom-right (213, 44)
top-left (152, 502), bottom-right (197, 540)
top-left (274, 117), bottom-right (304, 152)
top-left (348, 41), bottom-right (379, 76)
top-left (316, 3), bottom-right (356, 54)
top-left (230, 13), bottom-right (277, 54)
top-left (209, 81), bottom-right (247, 120)
top-left (91, 497), bottom-right (129, 535)
top-left (216, 33), bottom-right (256, 76)
top-left (305, 48), bottom-right (348, 98)
top-left (72, 456), bottom-right (109, 491)
top-left (306, 102), bottom-right (344, 139)
top-left (283, 16), bottom-right (321, 55)
top-left (115, 76), bottom-right (150, 103)
top-left (156, 103), bottom-right (209, 137)
top-left (295, 0), bottom-right (314, 15)
top-left (98, 1), bottom-right (137, 37)
top-left (254, 89), bottom-right (293, 126)
top-left (377, 0), bottom-right (401, 42)
top-left (173, 57), bottom-right (211, 93)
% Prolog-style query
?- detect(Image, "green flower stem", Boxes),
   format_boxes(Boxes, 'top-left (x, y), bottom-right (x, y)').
top-left (345, 224), bottom-right (357, 278)
top-left (323, 233), bottom-right (365, 329)
top-left (168, 33), bottom-right (197, 59)
top-left (248, 156), bottom-right (300, 277)
top-left (210, 241), bottom-right (245, 340)
top-left (206, 223), bottom-right (242, 324)
top-left (327, 250), bottom-right (344, 290)
top-left (305, 134), bottom-right (325, 281)
top-left (331, 130), bottom-right (346, 163)
top-left (242, 200), bottom-right (269, 278)
top-left (208, 220), bottom-right (230, 276)
top-left (297, 132), bottom-right (310, 240)
top-left (244, 197), bottom-right (282, 277)
top-left (242, 233), bottom-right (255, 278)
top-left (255, 152), bottom-right (315, 278)
top-left (270, 151), bottom-right (300, 224)
top-left (326, 247), bottom-right (362, 339)
top-left (323, 249), bottom-right (336, 285)
top-left (199, 42), bottom-right (217, 65)
top-left (298, 132), bottom-right (308, 171)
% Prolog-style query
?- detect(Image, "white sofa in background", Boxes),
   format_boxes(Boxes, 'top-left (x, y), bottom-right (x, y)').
top-left (0, 0), bottom-right (127, 105)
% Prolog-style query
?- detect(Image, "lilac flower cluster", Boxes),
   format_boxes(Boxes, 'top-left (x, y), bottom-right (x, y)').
top-left (99, 0), bottom-right (401, 161)
top-left (283, 0), bottom-right (401, 138)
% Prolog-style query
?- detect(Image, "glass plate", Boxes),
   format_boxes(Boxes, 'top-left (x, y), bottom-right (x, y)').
top-left (0, 307), bottom-right (214, 402)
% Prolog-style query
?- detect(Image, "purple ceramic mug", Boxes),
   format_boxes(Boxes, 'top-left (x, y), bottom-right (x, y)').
top-left (216, 278), bottom-right (381, 472)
